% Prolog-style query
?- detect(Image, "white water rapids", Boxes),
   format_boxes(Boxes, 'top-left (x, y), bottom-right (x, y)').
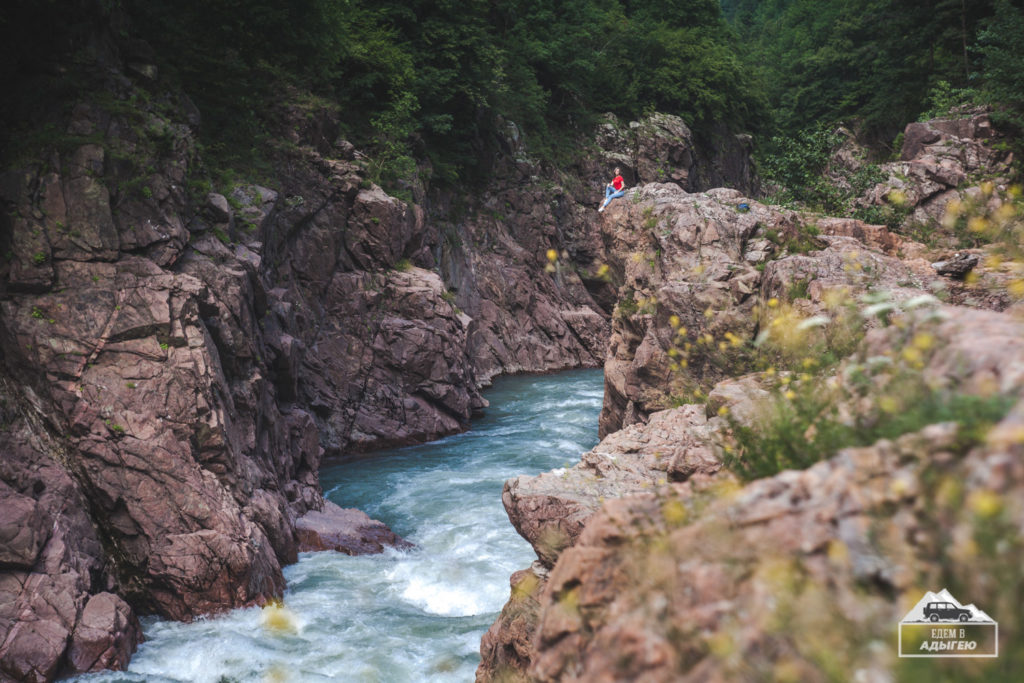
top-left (74, 369), bottom-right (605, 683)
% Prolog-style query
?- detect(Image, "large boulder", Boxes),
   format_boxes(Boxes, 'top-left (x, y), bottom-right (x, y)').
top-left (856, 109), bottom-right (1014, 235)
top-left (502, 405), bottom-right (723, 568)
top-left (295, 501), bottom-right (413, 555)
top-left (594, 184), bottom-right (929, 437)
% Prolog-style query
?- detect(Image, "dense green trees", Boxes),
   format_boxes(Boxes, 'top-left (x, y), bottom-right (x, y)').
top-left (719, 0), bottom-right (1023, 205)
top-left (723, 0), bottom-right (1024, 146)
top-left (3, 0), bottom-right (1020, 190)
top-left (723, 0), bottom-right (996, 143)
top-left (121, 0), bottom-right (759, 183)
top-left (977, 0), bottom-right (1024, 131)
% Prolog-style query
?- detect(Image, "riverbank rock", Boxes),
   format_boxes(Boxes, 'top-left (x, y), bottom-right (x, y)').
top-left (67, 593), bottom-right (141, 674)
top-left (480, 304), bottom-right (1024, 682)
top-left (502, 405), bottom-right (723, 568)
top-left (480, 122), bottom-right (1024, 679)
top-left (295, 502), bottom-right (413, 555)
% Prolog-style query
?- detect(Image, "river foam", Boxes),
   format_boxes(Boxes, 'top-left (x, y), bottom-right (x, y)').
top-left (74, 369), bottom-right (605, 683)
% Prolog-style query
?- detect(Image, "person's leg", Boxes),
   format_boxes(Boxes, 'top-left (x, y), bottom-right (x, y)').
top-left (600, 189), bottom-right (624, 212)
top-left (599, 185), bottom-right (614, 210)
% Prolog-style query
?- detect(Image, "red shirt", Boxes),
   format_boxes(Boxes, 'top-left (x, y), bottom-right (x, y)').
top-left (612, 175), bottom-right (624, 191)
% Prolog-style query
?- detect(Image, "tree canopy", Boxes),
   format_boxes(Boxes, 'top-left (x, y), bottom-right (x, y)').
top-left (3, 0), bottom-right (1022, 187)
top-left (121, 0), bottom-right (759, 182)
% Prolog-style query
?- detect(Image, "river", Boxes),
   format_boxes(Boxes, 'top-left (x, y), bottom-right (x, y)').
top-left (74, 369), bottom-right (605, 683)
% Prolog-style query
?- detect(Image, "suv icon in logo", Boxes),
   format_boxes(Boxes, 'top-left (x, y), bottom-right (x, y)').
top-left (899, 588), bottom-right (998, 657)
top-left (924, 601), bottom-right (972, 622)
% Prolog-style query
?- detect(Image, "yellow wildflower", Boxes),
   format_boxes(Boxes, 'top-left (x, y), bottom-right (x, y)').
top-left (968, 490), bottom-right (1002, 519)
top-left (887, 189), bottom-right (907, 207)
top-left (911, 333), bottom-right (934, 351)
top-left (879, 395), bottom-right (899, 413)
top-left (901, 347), bottom-right (922, 364)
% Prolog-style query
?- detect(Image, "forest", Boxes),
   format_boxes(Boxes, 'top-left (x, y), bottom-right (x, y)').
top-left (1, 0), bottom-right (1022, 189)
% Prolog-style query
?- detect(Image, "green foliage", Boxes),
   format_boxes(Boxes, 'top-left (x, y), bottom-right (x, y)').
top-left (785, 278), bottom-right (810, 300)
top-left (113, 0), bottom-right (761, 187)
top-left (851, 201), bottom-right (912, 232)
top-left (919, 80), bottom-right (980, 120)
top-left (977, 0), bottom-right (1024, 151)
top-left (765, 221), bottom-right (823, 255)
top-left (725, 372), bottom-right (1015, 482)
top-left (616, 291), bottom-right (640, 317)
top-left (759, 123), bottom-right (898, 219)
top-left (726, 0), bottom-right (997, 143)
top-left (759, 125), bottom-right (845, 211)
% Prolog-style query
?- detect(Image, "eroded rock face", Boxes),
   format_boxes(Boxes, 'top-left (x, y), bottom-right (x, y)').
top-left (594, 184), bottom-right (929, 437)
top-left (589, 113), bottom-right (757, 197)
top-left (494, 403), bottom-right (1024, 683)
top-left (0, 82), bottom-right (321, 677)
top-left (479, 121), bottom-right (1024, 680)
top-left (856, 109), bottom-right (1013, 233)
top-left (0, 380), bottom-right (144, 682)
top-left (480, 304), bottom-right (1024, 682)
top-left (0, 63), bottom-right (479, 678)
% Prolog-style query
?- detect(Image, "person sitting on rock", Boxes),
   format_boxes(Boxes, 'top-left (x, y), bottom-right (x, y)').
top-left (598, 167), bottom-right (625, 212)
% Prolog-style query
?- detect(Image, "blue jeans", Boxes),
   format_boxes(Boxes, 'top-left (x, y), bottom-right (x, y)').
top-left (601, 186), bottom-right (624, 208)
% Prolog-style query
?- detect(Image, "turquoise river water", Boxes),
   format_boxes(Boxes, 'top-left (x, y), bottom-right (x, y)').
top-left (74, 369), bottom-right (605, 683)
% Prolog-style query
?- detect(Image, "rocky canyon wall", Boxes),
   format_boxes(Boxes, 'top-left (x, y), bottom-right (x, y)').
top-left (0, 35), bottom-right (755, 680)
top-left (477, 114), bottom-right (1023, 682)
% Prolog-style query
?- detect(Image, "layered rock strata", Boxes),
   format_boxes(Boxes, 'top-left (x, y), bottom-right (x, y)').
top-left (857, 109), bottom-right (1013, 228)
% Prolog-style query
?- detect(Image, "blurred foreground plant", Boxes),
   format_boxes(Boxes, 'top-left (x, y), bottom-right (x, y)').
top-left (722, 300), bottom-right (1015, 481)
